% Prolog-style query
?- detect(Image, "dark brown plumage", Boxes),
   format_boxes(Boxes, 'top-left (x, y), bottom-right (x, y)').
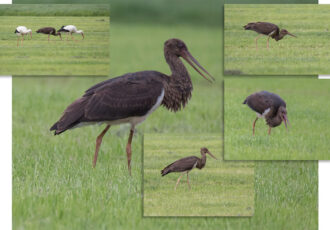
top-left (36, 27), bottom-right (62, 41)
top-left (243, 22), bottom-right (296, 49)
top-left (50, 38), bottom-right (214, 175)
top-left (161, 147), bottom-right (217, 190)
top-left (243, 91), bottom-right (289, 135)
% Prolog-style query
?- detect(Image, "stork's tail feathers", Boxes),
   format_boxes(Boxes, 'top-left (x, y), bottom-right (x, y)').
top-left (161, 167), bottom-right (171, 176)
top-left (14, 29), bottom-right (18, 33)
top-left (49, 122), bottom-right (63, 135)
top-left (243, 23), bottom-right (255, 30)
top-left (49, 97), bottom-right (88, 136)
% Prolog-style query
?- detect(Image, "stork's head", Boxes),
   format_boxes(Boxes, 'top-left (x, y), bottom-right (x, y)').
top-left (164, 38), bottom-right (214, 83)
top-left (278, 106), bottom-right (289, 130)
top-left (77, 30), bottom-right (84, 39)
top-left (280, 29), bottom-right (296, 38)
top-left (200, 147), bottom-right (217, 160)
top-left (56, 32), bottom-right (62, 40)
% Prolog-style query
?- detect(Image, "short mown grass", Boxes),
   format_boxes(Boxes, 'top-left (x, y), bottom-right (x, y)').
top-left (0, 4), bottom-right (110, 75)
top-left (225, 77), bottom-right (330, 160)
top-left (143, 134), bottom-right (254, 217)
top-left (224, 4), bottom-right (330, 75)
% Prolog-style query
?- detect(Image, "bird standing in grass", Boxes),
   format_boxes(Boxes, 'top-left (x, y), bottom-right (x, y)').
top-left (15, 26), bottom-right (32, 47)
top-left (161, 147), bottom-right (217, 190)
top-left (243, 91), bottom-right (289, 135)
top-left (57, 25), bottom-right (84, 40)
top-left (50, 38), bottom-right (214, 175)
top-left (36, 27), bottom-right (62, 42)
top-left (243, 22), bottom-right (296, 50)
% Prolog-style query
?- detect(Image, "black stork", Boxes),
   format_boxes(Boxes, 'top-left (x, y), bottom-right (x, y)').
top-left (161, 147), bottom-right (217, 190)
top-left (57, 25), bottom-right (84, 40)
top-left (50, 38), bottom-right (214, 175)
top-left (36, 27), bottom-right (62, 41)
top-left (243, 91), bottom-right (289, 135)
top-left (243, 22), bottom-right (296, 50)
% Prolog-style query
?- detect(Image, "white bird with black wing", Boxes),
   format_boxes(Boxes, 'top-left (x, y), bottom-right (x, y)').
top-left (15, 26), bottom-right (32, 47)
top-left (57, 25), bottom-right (84, 40)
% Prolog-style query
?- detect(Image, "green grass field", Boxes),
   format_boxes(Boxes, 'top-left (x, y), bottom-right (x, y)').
top-left (143, 134), bottom-right (254, 216)
top-left (224, 4), bottom-right (330, 75)
top-left (12, 0), bottom-right (318, 229)
top-left (225, 77), bottom-right (330, 160)
top-left (0, 5), bottom-right (110, 75)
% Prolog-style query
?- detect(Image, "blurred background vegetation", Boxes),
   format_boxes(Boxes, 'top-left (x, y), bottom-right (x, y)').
top-left (0, 4), bottom-right (110, 16)
top-left (13, 0), bottom-right (316, 27)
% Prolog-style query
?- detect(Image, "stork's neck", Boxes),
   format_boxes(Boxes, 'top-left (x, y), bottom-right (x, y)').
top-left (197, 154), bottom-right (206, 169)
top-left (161, 51), bottom-right (193, 112)
top-left (275, 31), bottom-right (285, 41)
top-left (165, 51), bottom-right (191, 83)
top-left (266, 109), bottom-right (283, 127)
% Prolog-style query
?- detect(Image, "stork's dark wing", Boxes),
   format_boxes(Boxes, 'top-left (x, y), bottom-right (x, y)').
top-left (243, 91), bottom-right (286, 114)
top-left (50, 71), bottom-right (166, 134)
top-left (36, 27), bottom-right (56, 34)
top-left (244, 91), bottom-right (273, 114)
top-left (244, 22), bottom-right (279, 35)
top-left (161, 156), bottom-right (199, 176)
top-left (83, 72), bottom-right (165, 121)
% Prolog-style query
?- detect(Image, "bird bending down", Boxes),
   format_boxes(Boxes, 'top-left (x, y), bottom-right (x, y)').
top-left (36, 27), bottom-right (62, 41)
top-left (15, 26), bottom-right (32, 47)
top-left (243, 91), bottom-right (289, 135)
top-left (161, 147), bottom-right (217, 190)
top-left (50, 38), bottom-right (214, 175)
top-left (57, 25), bottom-right (84, 40)
top-left (243, 22), bottom-right (296, 50)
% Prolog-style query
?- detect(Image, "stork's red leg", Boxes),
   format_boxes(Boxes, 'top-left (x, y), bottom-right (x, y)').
top-left (268, 127), bottom-right (272, 135)
top-left (126, 129), bottom-right (134, 175)
top-left (93, 125), bottom-right (111, 168)
top-left (48, 34), bottom-right (50, 42)
top-left (253, 117), bottom-right (258, 136)
top-left (17, 37), bottom-right (19, 47)
top-left (175, 173), bottom-right (184, 190)
top-left (255, 34), bottom-right (263, 50)
top-left (187, 172), bottom-right (191, 189)
top-left (267, 36), bottom-right (270, 49)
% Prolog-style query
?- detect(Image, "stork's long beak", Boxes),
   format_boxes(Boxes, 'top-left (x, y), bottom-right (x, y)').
top-left (181, 50), bottom-right (215, 83)
top-left (207, 151), bottom-right (217, 160)
top-left (288, 32), bottom-right (297, 38)
top-left (282, 114), bottom-right (290, 131)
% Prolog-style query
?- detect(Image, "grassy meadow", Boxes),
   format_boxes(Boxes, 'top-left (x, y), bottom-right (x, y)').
top-left (143, 134), bottom-right (254, 217)
top-left (225, 77), bottom-right (330, 160)
top-left (0, 5), bottom-right (110, 75)
top-left (224, 4), bottom-right (330, 75)
top-left (12, 0), bottom-right (318, 229)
